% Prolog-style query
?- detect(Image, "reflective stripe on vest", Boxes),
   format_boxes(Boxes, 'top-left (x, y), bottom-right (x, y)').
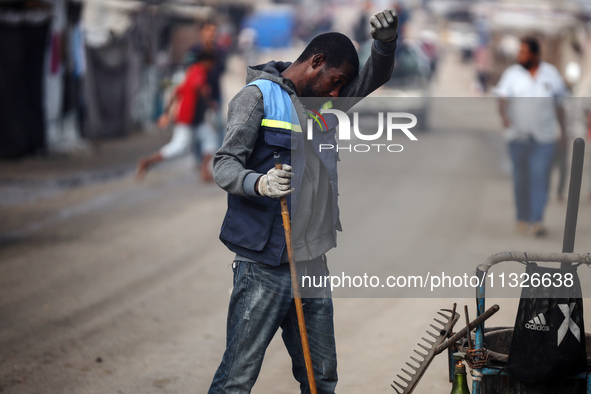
top-left (260, 118), bottom-right (302, 133)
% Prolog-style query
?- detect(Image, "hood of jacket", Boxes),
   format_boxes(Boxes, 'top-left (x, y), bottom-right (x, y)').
top-left (246, 61), bottom-right (296, 94)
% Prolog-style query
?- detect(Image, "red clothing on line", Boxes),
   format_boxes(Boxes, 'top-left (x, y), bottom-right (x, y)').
top-left (175, 63), bottom-right (208, 124)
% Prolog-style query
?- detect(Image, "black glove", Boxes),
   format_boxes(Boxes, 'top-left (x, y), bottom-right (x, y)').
top-left (370, 9), bottom-right (399, 42)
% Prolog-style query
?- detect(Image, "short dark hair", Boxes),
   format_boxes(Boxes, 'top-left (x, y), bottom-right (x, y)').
top-left (201, 20), bottom-right (217, 30)
top-left (195, 50), bottom-right (216, 64)
top-left (295, 32), bottom-right (359, 73)
top-left (521, 36), bottom-right (540, 56)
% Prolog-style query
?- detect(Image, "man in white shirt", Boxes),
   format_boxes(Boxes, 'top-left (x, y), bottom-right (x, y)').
top-left (494, 36), bottom-right (567, 237)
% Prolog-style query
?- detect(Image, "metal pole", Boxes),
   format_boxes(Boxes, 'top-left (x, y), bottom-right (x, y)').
top-left (562, 138), bottom-right (585, 266)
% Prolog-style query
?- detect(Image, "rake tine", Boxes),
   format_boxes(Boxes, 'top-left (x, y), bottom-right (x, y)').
top-left (391, 306), bottom-right (461, 393)
top-left (397, 374), bottom-right (411, 384)
top-left (391, 385), bottom-right (403, 394)
top-left (393, 380), bottom-right (407, 390)
top-left (401, 368), bottom-right (414, 377)
top-left (438, 313), bottom-right (452, 321)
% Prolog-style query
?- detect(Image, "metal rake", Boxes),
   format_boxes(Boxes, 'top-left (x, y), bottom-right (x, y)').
top-left (391, 306), bottom-right (460, 394)
top-left (391, 304), bottom-right (500, 393)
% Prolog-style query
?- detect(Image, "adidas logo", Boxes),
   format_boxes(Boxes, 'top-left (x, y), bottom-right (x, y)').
top-left (525, 313), bottom-right (550, 331)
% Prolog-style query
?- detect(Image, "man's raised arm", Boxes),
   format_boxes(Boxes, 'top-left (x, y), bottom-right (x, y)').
top-left (341, 8), bottom-right (399, 100)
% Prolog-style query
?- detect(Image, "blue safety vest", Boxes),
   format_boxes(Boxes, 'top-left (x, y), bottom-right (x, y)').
top-left (219, 78), bottom-right (341, 266)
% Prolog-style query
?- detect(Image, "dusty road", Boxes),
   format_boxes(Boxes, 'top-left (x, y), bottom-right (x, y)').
top-left (2, 46), bottom-right (591, 394)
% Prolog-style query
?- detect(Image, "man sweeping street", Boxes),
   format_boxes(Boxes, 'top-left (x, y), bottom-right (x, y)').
top-left (210, 9), bottom-right (399, 393)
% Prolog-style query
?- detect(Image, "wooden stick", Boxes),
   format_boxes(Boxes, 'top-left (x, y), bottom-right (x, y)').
top-left (275, 153), bottom-right (318, 394)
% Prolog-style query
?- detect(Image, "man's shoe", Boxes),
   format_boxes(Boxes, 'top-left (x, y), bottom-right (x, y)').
top-left (516, 221), bottom-right (529, 234)
top-left (531, 222), bottom-right (548, 238)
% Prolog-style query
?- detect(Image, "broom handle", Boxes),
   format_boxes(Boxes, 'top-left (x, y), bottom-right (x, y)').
top-left (275, 153), bottom-right (318, 394)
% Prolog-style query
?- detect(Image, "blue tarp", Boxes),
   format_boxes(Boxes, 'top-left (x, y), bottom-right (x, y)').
top-left (243, 9), bottom-right (294, 49)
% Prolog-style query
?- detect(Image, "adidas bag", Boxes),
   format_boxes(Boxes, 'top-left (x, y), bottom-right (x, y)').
top-left (506, 263), bottom-right (587, 382)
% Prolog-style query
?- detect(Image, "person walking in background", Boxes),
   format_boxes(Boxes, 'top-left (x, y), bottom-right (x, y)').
top-left (474, 45), bottom-right (490, 94)
top-left (209, 9), bottom-right (398, 393)
top-left (392, 0), bottom-right (410, 41)
top-left (136, 52), bottom-right (216, 182)
top-left (187, 21), bottom-right (227, 161)
top-left (473, 15), bottom-right (491, 94)
top-left (494, 36), bottom-right (568, 237)
top-left (353, 0), bottom-right (373, 45)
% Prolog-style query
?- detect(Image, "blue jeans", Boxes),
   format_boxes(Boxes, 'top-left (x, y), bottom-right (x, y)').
top-left (208, 259), bottom-right (337, 394)
top-left (508, 139), bottom-right (555, 223)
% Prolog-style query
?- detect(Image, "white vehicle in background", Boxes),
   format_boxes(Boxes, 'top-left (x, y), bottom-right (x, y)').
top-left (447, 21), bottom-right (479, 62)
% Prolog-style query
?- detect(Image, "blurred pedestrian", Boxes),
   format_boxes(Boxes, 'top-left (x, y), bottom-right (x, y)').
top-left (474, 45), bottom-right (490, 94)
top-left (494, 36), bottom-right (568, 237)
top-left (393, 0), bottom-right (410, 41)
top-left (187, 22), bottom-right (227, 159)
top-left (136, 52), bottom-right (216, 182)
top-left (209, 9), bottom-right (399, 393)
top-left (419, 30), bottom-right (439, 78)
top-left (353, 0), bottom-right (373, 45)
top-left (473, 16), bottom-right (491, 93)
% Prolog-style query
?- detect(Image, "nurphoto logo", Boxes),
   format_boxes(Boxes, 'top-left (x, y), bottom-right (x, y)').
top-left (305, 108), bottom-right (418, 153)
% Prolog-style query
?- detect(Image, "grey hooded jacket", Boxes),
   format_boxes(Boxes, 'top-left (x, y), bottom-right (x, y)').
top-left (214, 39), bottom-right (396, 263)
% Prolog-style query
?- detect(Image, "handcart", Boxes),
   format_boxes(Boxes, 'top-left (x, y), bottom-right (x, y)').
top-left (390, 139), bottom-right (590, 393)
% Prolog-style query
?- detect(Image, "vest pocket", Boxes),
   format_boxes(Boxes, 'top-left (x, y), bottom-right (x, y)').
top-left (264, 129), bottom-right (298, 150)
top-left (220, 196), bottom-right (278, 252)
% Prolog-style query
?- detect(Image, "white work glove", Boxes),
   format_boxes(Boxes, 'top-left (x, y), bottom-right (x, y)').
top-left (256, 164), bottom-right (294, 199)
top-left (370, 9), bottom-right (399, 42)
